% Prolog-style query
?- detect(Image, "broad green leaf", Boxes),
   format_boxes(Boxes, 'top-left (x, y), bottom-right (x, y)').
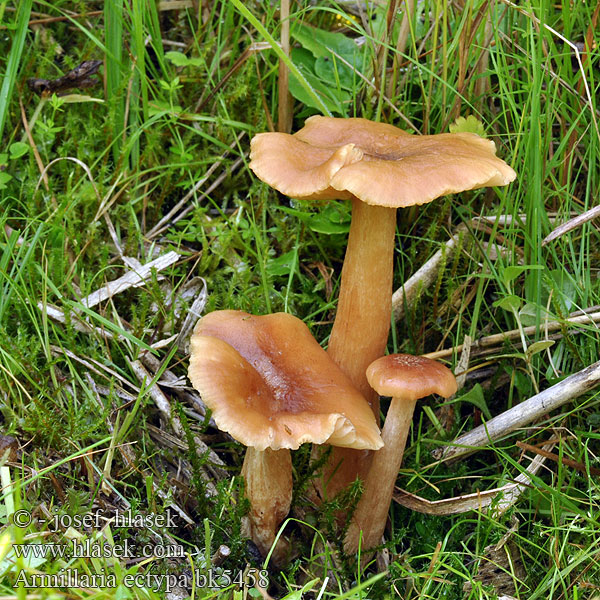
top-left (266, 250), bottom-right (297, 277)
top-left (165, 50), bottom-right (203, 68)
top-left (502, 264), bottom-right (544, 285)
top-left (292, 22), bottom-right (358, 61)
top-left (8, 142), bottom-right (28, 159)
top-left (447, 384), bottom-right (492, 420)
top-left (493, 294), bottom-right (522, 312)
top-left (526, 340), bottom-right (555, 360)
top-left (305, 205), bottom-right (350, 234)
top-left (0, 172), bottom-right (11, 189)
top-left (518, 302), bottom-right (555, 326)
top-left (289, 48), bottom-right (349, 114)
top-left (165, 50), bottom-right (190, 66)
top-left (278, 205), bottom-right (351, 234)
top-left (449, 115), bottom-right (486, 137)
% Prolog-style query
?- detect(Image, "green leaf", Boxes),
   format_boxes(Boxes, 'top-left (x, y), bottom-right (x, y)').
top-left (165, 51), bottom-right (203, 68)
top-left (448, 384), bottom-right (492, 420)
top-left (526, 340), bottom-right (555, 360)
top-left (278, 205), bottom-right (351, 234)
top-left (165, 50), bottom-right (190, 66)
top-left (266, 250), bottom-right (297, 277)
top-left (289, 48), bottom-right (349, 115)
top-left (292, 22), bottom-right (358, 62)
top-left (0, 172), bottom-right (11, 190)
top-left (230, 0), bottom-right (332, 115)
top-left (449, 115), bottom-right (486, 137)
top-left (8, 142), bottom-right (28, 159)
top-left (493, 294), bottom-right (522, 312)
top-left (502, 264), bottom-right (544, 285)
top-left (518, 302), bottom-right (555, 326)
top-left (305, 205), bottom-right (350, 234)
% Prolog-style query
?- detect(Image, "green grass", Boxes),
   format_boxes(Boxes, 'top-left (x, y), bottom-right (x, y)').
top-left (0, 0), bottom-right (600, 598)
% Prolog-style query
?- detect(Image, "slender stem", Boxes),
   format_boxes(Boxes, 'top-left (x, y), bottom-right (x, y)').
top-left (277, 0), bottom-right (292, 133)
top-left (344, 396), bottom-right (417, 556)
top-left (241, 447), bottom-right (292, 561)
top-left (320, 199), bottom-right (396, 498)
top-left (328, 198), bottom-right (397, 411)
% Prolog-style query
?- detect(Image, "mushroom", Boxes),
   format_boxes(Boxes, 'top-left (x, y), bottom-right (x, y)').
top-left (344, 353), bottom-right (457, 556)
top-left (250, 116), bottom-right (515, 493)
top-left (188, 310), bottom-right (382, 560)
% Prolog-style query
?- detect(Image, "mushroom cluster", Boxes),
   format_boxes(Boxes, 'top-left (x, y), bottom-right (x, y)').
top-left (188, 115), bottom-right (516, 565)
top-left (188, 310), bottom-right (382, 561)
top-left (250, 116), bottom-right (516, 493)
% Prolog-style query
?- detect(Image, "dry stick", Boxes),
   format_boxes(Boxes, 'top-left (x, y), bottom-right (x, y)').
top-left (146, 154), bottom-right (245, 240)
top-left (130, 360), bottom-right (226, 486)
top-left (391, 213), bottom-right (568, 328)
top-left (277, 0), bottom-right (293, 134)
top-left (79, 251), bottom-right (180, 308)
top-left (515, 440), bottom-right (600, 476)
top-left (139, 351), bottom-right (216, 427)
top-left (176, 277), bottom-right (208, 353)
top-left (19, 98), bottom-right (56, 207)
top-left (422, 310), bottom-right (600, 361)
top-left (87, 373), bottom-right (192, 524)
top-left (393, 229), bottom-right (464, 322)
top-left (432, 359), bottom-right (600, 462)
top-left (395, 442), bottom-right (554, 516)
top-left (542, 203), bottom-right (600, 246)
top-left (51, 345), bottom-right (139, 392)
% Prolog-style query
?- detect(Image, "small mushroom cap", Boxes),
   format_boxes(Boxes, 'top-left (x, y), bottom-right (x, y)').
top-left (366, 354), bottom-right (458, 402)
top-left (249, 116), bottom-right (516, 208)
top-left (188, 310), bottom-right (383, 451)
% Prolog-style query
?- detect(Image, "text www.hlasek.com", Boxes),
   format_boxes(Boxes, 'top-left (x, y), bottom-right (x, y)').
top-left (13, 538), bottom-right (178, 560)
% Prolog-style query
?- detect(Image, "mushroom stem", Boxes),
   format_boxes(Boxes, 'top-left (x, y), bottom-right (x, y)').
top-left (344, 395), bottom-right (417, 556)
top-left (321, 200), bottom-right (396, 497)
top-left (241, 447), bottom-right (292, 561)
top-left (328, 198), bottom-right (397, 411)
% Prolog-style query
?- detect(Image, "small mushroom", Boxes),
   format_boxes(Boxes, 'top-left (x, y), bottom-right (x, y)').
top-left (188, 310), bottom-right (382, 560)
top-left (344, 354), bottom-right (457, 556)
top-left (250, 116), bottom-right (515, 493)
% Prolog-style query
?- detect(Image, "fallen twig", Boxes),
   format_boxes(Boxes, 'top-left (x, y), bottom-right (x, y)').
top-left (393, 230), bottom-right (464, 322)
top-left (130, 359), bottom-right (227, 482)
top-left (392, 214), bottom-right (566, 322)
top-left (146, 134), bottom-right (246, 239)
top-left (423, 310), bottom-right (600, 360)
top-left (542, 203), bottom-right (600, 246)
top-left (432, 359), bottom-right (600, 461)
top-left (80, 251), bottom-right (180, 309)
top-left (516, 440), bottom-right (600, 476)
top-left (395, 443), bottom-right (552, 515)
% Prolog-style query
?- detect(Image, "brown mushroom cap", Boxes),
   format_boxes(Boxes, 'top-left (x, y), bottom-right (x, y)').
top-left (249, 116), bottom-right (516, 208)
top-left (188, 310), bottom-right (383, 451)
top-left (366, 354), bottom-right (458, 401)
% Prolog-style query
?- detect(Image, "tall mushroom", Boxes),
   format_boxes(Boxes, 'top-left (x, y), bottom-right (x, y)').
top-left (188, 310), bottom-right (382, 560)
top-left (250, 116), bottom-right (515, 493)
top-left (344, 354), bottom-right (457, 556)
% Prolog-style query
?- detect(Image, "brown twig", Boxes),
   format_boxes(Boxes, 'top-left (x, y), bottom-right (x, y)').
top-left (432, 359), bottom-right (600, 461)
top-left (516, 440), bottom-right (600, 476)
top-left (277, 0), bottom-right (293, 133)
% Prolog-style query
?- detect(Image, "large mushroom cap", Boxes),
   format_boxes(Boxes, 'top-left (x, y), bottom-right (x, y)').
top-left (366, 354), bottom-right (458, 402)
top-left (188, 310), bottom-right (383, 451)
top-left (249, 116), bottom-right (516, 208)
